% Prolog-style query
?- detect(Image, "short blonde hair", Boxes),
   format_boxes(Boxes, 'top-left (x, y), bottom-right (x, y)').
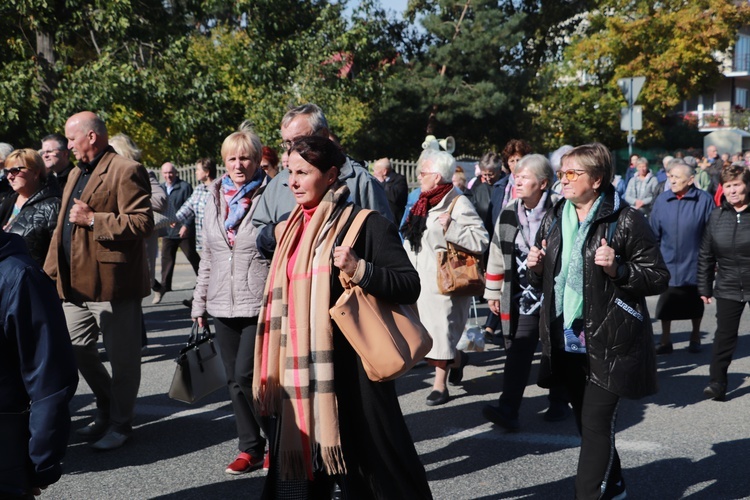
top-left (109, 133), bottom-right (142, 162)
top-left (221, 129), bottom-right (262, 166)
top-left (5, 148), bottom-right (46, 180)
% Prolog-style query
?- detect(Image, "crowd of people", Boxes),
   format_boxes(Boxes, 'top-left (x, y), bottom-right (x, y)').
top-left (2, 104), bottom-right (750, 500)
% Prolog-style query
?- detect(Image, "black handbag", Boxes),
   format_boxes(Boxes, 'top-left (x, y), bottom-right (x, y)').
top-left (168, 323), bottom-right (226, 404)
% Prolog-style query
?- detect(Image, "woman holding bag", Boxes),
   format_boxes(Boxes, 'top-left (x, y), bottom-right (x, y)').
top-left (253, 135), bottom-right (431, 499)
top-left (190, 128), bottom-right (270, 475)
top-left (401, 149), bottom-right (489, 406)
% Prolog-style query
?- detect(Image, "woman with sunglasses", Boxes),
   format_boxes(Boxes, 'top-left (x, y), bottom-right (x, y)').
top-left (0, 149), bottom-right (61, 266)
top-left (254, 135), bottom-right (431, 499)
top-left (527, 143), bottom-right (669, 500)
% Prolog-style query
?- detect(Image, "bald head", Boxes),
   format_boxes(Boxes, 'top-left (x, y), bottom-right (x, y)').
top-left (65, 111), bottom-right (109, 163)
top-left (372, 158), bottom-right (391, 182)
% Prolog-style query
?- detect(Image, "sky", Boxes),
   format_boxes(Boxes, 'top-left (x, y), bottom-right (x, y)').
top-left (348, 0), bottom-right (409, 17)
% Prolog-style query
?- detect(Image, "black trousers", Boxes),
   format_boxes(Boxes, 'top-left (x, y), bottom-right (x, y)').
top-left (213, 316), bottom-right (265, 456)
top-left (710, 298), bottom-right (750, 385)
top-left (558, 352), bottom-right (622, 500)
top-left (159, 236), bottom-right (200, 292)
top-left (498, 315), bottom-right (566, 419)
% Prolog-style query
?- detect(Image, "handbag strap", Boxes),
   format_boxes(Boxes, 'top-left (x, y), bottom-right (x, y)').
top-left (336, 209), bottom-right (374, 288)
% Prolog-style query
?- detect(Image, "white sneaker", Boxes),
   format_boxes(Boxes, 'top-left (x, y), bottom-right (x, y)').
top-left (152, 291), bottom-right (163, 304)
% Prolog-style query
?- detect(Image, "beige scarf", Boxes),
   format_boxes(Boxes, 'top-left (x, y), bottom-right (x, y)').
top-left (253, 183), bottom-right (352, 480)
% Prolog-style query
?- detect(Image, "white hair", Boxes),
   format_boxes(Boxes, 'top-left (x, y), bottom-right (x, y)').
top-left (0, 143), bottom-right (14, 161)
top-left (549, 145), bottom-right (573, 172)
top-left (418, 149), bottom-right (455, 184)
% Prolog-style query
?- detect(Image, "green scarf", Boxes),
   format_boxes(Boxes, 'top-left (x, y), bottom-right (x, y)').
top-left (554, 194), bottom-right (603, 329)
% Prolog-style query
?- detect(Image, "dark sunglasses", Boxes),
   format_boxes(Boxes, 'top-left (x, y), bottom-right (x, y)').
top-left (3, 166), bottom-right (27, 176)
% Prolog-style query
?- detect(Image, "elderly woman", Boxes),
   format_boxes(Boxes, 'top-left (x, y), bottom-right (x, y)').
top-left (527, 143), bottom-right (669, 500)
top-left (698, 164), bottom-right (750, 401)
top-left (650, 160), bottom-right (714, 355)
top-left (482, 154), bottom-right (569, 431)
top-left (253, 135), bottom-right (431, 499)
top-left (401, 149), bottom-right (489, 406)
top-left (0, 149), bottom-right (61, 266)
top-left (491, 139), bottom-right (533, 224)
top-left (624, 157), bottom-right (658, 216)
top-left (191, 129), bottom-right (270, 474)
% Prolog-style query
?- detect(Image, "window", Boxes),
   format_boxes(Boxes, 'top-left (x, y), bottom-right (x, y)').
top-left (737, 88), bottom-right (748, 109)
top-left (736, 34), bottom-right (750, 72)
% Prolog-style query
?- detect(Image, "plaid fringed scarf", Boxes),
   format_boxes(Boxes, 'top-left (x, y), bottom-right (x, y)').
top-left (253, 183), bottom-right (353, 481)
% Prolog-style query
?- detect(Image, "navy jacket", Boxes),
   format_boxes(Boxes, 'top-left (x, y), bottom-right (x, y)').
top-left (0, 232), bottom-right (78, 496)
top-left (162, 178), bottom-right (194, 239)
top-left (650, 186), bottom-right (714, 287)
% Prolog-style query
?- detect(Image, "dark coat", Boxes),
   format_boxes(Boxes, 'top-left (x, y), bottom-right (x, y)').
top-left (379, 171), bottom-right (408, 225)
top-left (469, 180), bottom-right (494, 235)
top-left (529, 185), bottom-right (669, 399)
top-left (697, 201), bottom-right (750, 302)
top-left (0, 232), bottom-right (78, 497)
top-left (161, 178), bottom-right (194, 239)
top-left (0, 176), bottom-right (62, 266)
top-left (328, 205), bottom-right (431, 499)
top-left (650, 185), bottom-right (714, 287)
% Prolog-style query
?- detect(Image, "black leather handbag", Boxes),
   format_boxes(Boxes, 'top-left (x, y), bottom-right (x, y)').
top-left (168, 323), bottom-right (226, 404)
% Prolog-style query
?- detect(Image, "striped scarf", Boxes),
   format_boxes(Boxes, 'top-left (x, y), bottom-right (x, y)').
top-left (253, 183), bottom-right (352, 481)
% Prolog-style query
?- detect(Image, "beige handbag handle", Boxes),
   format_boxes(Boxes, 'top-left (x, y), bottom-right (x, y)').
top-left (337, 209), bottom-right (374, 289)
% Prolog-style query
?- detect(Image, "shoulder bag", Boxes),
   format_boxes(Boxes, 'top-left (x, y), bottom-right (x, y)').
top-left (168, 322), bottom-right (226, 403)
top-left (436, 196), bottom-right (486, 296)
top-left (330, 210), bottom-right (433, 382)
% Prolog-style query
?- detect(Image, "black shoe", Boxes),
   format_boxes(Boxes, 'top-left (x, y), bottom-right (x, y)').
top-left (703, 382), bottom-right (726, 401)
top-left (425, 389), bottom-right (449, 406)
top-left (655, 343), bottom-right (673, 355)
top-left (76, 419), bottom-right (110, 441)
top-left (448, 351), bottom-right (468, 386)
top-left (602, 478), bottom-right (627, 500)
top-left (543, 402), bottom-right (572, 422)
top-left (482, 404), bottom-right (520, 432)
top-left (688, 341), bottom-right (702, 353)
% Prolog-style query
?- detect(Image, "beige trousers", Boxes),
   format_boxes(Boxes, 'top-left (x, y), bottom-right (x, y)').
top-left (63, 299), bottom-right (142, 434)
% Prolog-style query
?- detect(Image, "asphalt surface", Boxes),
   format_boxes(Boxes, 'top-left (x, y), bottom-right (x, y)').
top-left (48, 252), bottom-right (750, 500)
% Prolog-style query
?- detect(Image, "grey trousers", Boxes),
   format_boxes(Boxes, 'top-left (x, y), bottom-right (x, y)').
top-left (63, 299), bottom-right (142, 434)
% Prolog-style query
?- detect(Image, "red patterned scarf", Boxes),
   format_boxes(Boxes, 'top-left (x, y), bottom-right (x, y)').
top-left (401, 182), bottom-right (454, 252)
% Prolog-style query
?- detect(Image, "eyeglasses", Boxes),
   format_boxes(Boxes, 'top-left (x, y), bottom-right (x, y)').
top-left (556, 169), bottom-right (588, 181)
top-left (3, 166), bottom-right (27, 177)
top-left (417, 170), bottom-right (439, 177)
top-left (279, 140), bottom-right (293, 152)
top-left (41, 149), bottom-right (63, 156)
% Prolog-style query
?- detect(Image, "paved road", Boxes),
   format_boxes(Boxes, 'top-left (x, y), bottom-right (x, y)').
top-left (49, 254), bottom-right (750, 499)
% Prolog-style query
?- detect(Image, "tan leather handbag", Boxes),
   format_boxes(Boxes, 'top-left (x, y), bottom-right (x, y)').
top-left (436, 196), bottom-right (486, 296)
top-left (330, 210), bottom-right (433, 382)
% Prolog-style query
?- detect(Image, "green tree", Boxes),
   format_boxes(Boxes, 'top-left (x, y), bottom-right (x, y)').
top-left (526, 0), bottom-right (750, 151)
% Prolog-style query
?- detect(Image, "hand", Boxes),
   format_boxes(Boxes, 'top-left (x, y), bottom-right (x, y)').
top-left (488, 299), bottom-right (500, 316)
top-left (701, 296), bottom-right (712, 305)
top-left (527, 239), bottom-right (546, 273)
top-left (437, 212), bottom-right (451, 231)
top-left (634, 199), bottom-right (644, 209)
top-left (69, 199), bottom-right (94, 227)
top-left (594, 238), bottom-right (618, 277)
top-left (333, 246), bottom-right (360, 276)
top-left (178, 225), bottom-right (188, 238)
top-left (194, 316), bottom-right (206, 328)
top-left (274, 221), bottom-right (287, 244)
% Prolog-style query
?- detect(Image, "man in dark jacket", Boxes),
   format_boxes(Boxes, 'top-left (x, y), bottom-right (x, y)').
top-left (372, 158), bottom-right (408, 224)
top-left (0, 230), bottom-right (78, 498)
top-left (41, 133), bottom-right (75, 191)
top-left (153, 162), bottom-right (201, 304)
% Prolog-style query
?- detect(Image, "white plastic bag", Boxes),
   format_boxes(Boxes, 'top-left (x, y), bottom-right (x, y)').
top-left (457, 298), bottom-right (485, 352)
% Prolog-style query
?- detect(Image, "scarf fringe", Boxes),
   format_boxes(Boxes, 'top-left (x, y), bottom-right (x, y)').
top-left (322, 445), bottom-right (347, 476)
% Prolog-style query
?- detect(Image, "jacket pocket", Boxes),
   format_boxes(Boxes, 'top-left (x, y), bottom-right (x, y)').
top-left (96, 249), bottom-right (127, 263)
top-left (602, 293), bottom-right (644, 354)
top-left (88, 191), bottom-right (111, 209)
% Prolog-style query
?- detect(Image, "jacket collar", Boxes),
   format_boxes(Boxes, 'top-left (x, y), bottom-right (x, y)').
top-left (551, 183), bottom-right (623, 223)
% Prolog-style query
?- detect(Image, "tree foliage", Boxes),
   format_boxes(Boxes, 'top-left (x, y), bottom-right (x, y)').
top-left (526, 0), bottom-right (750, 151)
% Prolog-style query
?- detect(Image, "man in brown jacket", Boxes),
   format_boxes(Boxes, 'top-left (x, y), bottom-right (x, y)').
top-left (44, 111), bottom-right (153, 451)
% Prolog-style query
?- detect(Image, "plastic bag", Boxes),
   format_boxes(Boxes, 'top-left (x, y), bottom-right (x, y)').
top-left (457, 297), bottom-right (485, 352)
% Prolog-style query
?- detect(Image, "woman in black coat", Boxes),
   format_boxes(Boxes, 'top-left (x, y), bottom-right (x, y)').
top-left (253, 136), bottom-right (431, 499)
top-left (527, 143), bottom-right (669, 500)
top-left (697, 164), bottom-right (750, 401)
top-left (0, 149), bottom-right (61, 266)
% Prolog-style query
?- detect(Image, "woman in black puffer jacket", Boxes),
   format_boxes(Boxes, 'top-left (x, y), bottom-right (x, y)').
top-left (0, 149), bottom-right (61, 266)
top-left (527, 143), bottom-right (669, 500)
top-left (697, 164), bottom-right (750, 402)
